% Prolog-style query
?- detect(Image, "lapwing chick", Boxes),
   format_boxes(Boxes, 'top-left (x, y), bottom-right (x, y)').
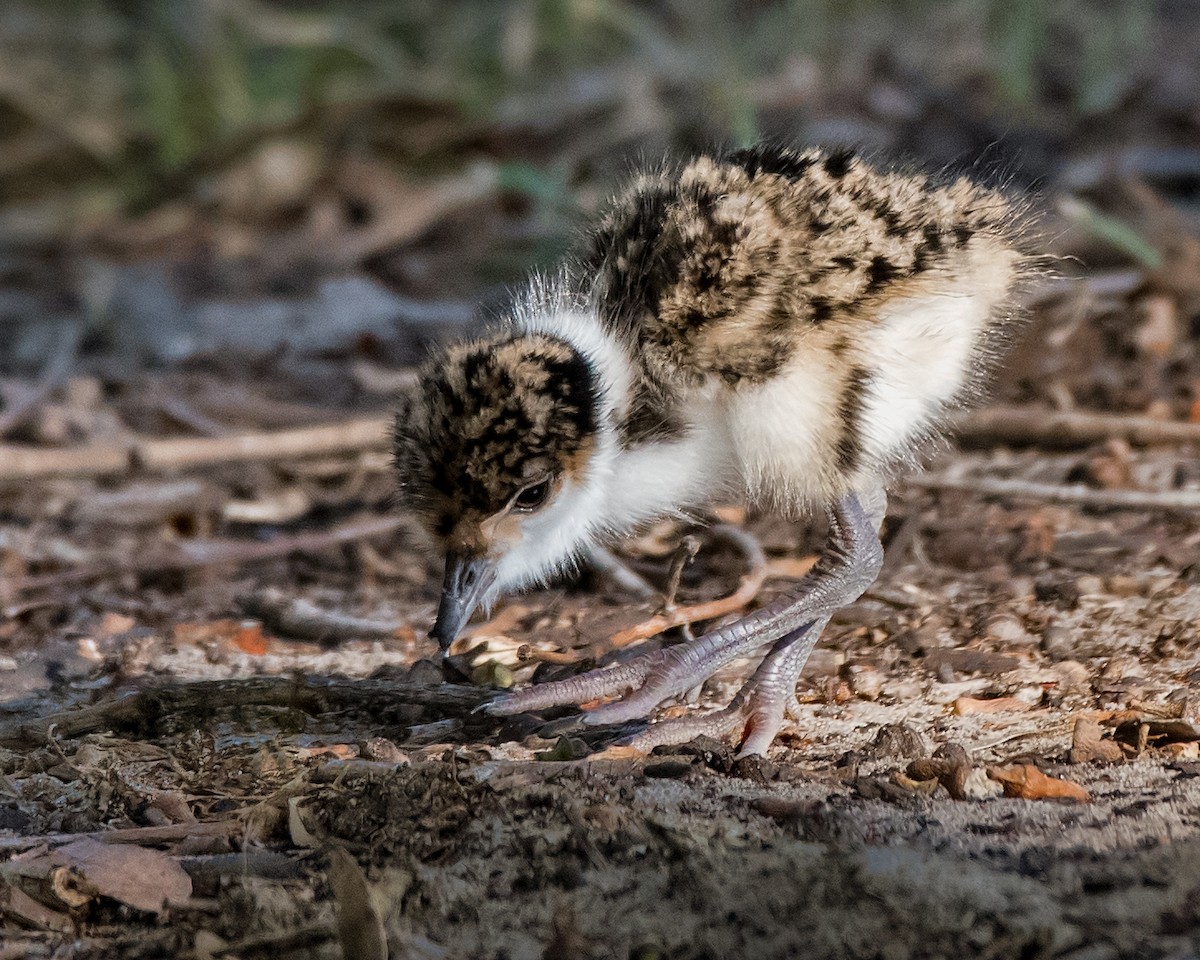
top-left (393, 145), bottom-right (1031, 755)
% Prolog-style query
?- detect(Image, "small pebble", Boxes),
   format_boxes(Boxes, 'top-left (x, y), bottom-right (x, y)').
top-left (1105, 574), bottom-right (1142, 597)
top-left (866, 722), bottom-right (927, 760)
top-left (1053, 660), bottom-right (1091, 693)
top-left (847, 664), bottom-right (885, 700)
top-left (889, 678), bottom-right (923, 700)
top-left (1040, 623), bottom-right (1074, 661)
top-left (407, 658), bottom-right (444, 685)
top-left (985, 613), bottom-right (1036, 647)
top-left (644, 760), bottom-right (694, 779)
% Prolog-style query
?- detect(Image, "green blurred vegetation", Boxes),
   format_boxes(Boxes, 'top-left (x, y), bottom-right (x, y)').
top-left (2, 0), bottom-right (1154, 181)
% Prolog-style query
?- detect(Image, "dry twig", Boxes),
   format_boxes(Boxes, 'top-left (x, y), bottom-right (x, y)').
top-left (136, 416), bottom-right (390, 471)
top-left (0, 820), bottom-right (242, 854)
top-left (956, 405), bottom-right (1200, 450)
top-left (10, 514), bottom-right (408, 597)
top-left (909, 474), bottom-right (1200, 512)
top-left (0, 416), bottom-right (393, 480)
top-left (242, 586), bottom-right (408, 643)
top-left (608, 525), bottom-right (767, 649)
top-left (0, 675), bottom-right (487, 748)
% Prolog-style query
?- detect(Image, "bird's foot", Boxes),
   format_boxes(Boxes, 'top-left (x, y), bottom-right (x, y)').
top-left (483, 621), bottom-right (777, 726)
top-left (620, 616), bottom-right (828, 756)
top-left (486, 489), bottom-right (883, 752)
top-left (485, 488), bottom-right (885, 755)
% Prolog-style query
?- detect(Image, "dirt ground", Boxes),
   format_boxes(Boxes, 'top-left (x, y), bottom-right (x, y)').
top-left (4, 3), bottom-right (1200, 958)
top-left (2, 374), bottom-right (1200, 959)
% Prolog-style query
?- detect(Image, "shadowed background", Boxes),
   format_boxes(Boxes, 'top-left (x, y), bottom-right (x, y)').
top-left (1, 0), bottom-right (1197, 408)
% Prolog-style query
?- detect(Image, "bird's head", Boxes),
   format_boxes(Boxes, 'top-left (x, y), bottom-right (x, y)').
top-left (393, 332), bottom-right (609, 652)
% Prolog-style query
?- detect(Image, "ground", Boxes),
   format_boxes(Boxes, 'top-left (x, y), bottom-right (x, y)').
top-left (2, 356), bottom-right (1200, 958)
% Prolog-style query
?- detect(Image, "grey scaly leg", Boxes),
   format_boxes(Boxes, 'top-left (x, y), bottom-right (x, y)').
top-left (486, 487), bottom-right (886, 753)
top-left (621, 613), bottom-right (831, 756)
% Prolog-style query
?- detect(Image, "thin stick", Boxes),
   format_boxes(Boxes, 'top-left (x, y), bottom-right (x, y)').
top-left (517, 644), bottom-right (583, 665)
top-left (9, 514), bottom-right (408, 597)
top-left (44, 407), bottom-right (1181, 481)
top-left (0, 442), bottom-right (130, 480)
top-left (909, 474), bottom-right (1200, 512)
top-left (662, 535), bottom-right (701, 611)
top-left (0, 820), bottom-right (241, 853)
top-left (608, 525), bottom-right (768, 649)
top-left (956, 405), bottom-right (1200, 450)
top-left (136, 416), bottom-right (390, 471)
top-left (0, 415), bottom-right (395, 481)
top-left (0, 675), bottom-right (487, 748)
top-left (242, 587), bottom-right (408, 643)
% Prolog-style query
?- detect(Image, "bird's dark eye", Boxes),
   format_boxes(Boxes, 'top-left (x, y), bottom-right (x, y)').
top-left (512, 479), bottom-right (551, 512)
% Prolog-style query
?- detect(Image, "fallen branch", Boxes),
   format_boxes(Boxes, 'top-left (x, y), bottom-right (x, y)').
top-left (136, 416), bottom-right (390, 471)
top-left (909, 474), bottom-right (1200, 512)
top-left (956, 405), bottom-right (1200, 450)
top-left (0, 442), bottom-right (131, 480)
top-left (10, 514), bottom-right (409, 597)
top-left (242, 587), bottom-right (408, 643)
top-left (0, 415), bottom-right (394, 481)
top-left (0, 675), bottom-right (488, 748)
top-left (40, 405), bottom-right (1178, 485)
top-left (608, 525), bottom-right (767, 649)
top-left (0, 819), bottom-right (242, 853)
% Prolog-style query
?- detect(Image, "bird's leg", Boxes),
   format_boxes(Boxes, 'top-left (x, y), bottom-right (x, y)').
top-left (486, 487), bottom-right (887, 736)
top-left (619, 614), bottom-right (832, 756)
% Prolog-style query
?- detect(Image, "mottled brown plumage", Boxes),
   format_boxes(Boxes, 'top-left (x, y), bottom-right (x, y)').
top-left (392, 143), bottom-right (1035, 754)
top-left (393, 334), bottom-right (598, 549)
top-left (589, 145), bottom-right (1027, 484)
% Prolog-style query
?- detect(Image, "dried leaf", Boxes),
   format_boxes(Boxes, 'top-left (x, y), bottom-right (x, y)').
top-left (48, 838), bottom-right (192, 913)
top-left (953, 696), bottom-right (1032, 715)
top-left (232, 623), bottom-right (270, 656)
top-left (328, 847), bottom-right (388, 960)
top-left (987, 764), bottom-right (1089, 803)
top-left (287, 796), bottom-right (320, 848)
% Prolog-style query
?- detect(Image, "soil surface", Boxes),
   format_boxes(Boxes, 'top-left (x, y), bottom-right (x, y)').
top-left (2, 379), bottom-right (1199, 959)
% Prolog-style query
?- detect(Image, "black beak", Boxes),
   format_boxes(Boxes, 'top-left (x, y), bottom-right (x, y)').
top-left (430, 551), bottom-right (496, 654)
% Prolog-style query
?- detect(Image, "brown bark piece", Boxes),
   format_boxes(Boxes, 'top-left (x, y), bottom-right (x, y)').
top-left (1069, 717), bottom-right (1125, 764)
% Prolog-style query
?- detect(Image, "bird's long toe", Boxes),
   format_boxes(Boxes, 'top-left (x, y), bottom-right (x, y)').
top-left (621, 616), bottom-right (828, 756)
top-left (483, 649), bottom-right (670, 716)
top-left (616, 670), bottom-right (791, 756)
top-left (623, 702), bottom-right (750, 752)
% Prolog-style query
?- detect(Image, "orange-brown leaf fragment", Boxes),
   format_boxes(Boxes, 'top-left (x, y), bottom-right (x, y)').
top-left (954, 696), bottom-right (1031, 715)
top-left (232, 623), bottom-right (270, 655)
top-left (987, 763), bottom-right (1089, 803)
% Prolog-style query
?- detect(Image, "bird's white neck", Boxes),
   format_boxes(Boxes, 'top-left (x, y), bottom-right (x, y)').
top-left (514, 303), bottom-right (736, 541)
